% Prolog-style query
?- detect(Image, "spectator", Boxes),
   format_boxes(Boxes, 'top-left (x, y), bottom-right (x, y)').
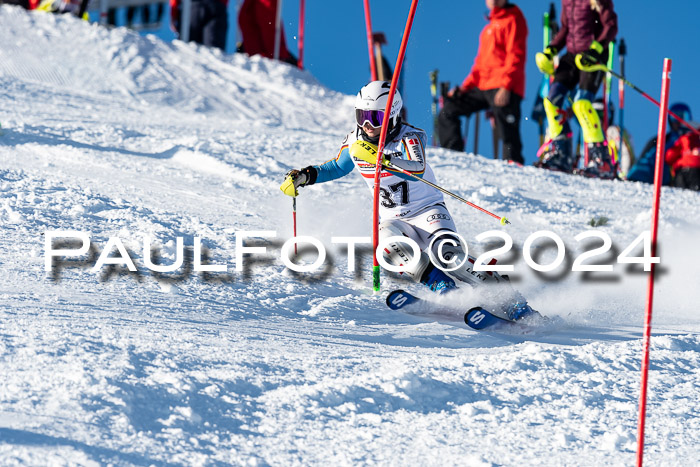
top-left (626, 103), bottom-right (692, 185)
top-left (665, 125), bottom-right (700, 191)
top-left (171, 0), bottom-right (228, 50)
top-left (535, 0), bottom-right (617, 178)
top-left (437, 0), bottom-right (527, 164)
top-left (238, 0), bottom-right (296, 65)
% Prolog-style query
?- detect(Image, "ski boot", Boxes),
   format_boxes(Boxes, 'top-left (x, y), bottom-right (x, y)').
top-left (420, 264), bottom-right (456, 294)
top-left (503, 300), bottom-right (536, 321)
top-left (578, 142), bottom-right (616, 179)
top-left (536, 135), bottom-right (574, 173)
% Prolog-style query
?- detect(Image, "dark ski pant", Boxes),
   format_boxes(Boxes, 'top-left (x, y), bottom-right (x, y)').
top-left (438, 87), bottom-right (523, 164)
top-left (190, 0), bottom-right (228, 50)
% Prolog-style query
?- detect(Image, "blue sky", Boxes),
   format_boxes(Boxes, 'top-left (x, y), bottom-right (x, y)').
top-left (134, 0), bottom-right (698, 165)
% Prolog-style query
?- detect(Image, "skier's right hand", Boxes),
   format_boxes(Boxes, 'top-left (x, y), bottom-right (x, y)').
top-left (280, 169), bottom-right (308, 197)
top-left (535, 46), bottom-right (557, 76)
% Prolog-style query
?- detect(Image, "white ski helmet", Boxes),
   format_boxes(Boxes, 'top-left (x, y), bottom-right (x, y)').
top-left (354, 81), bottom-right (403, 132)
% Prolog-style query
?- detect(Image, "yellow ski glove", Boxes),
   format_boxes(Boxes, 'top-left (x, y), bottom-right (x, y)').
top-left (535, 46), bottom-right (558, 76)
top-left (577, 41), bottom-right (604, 70)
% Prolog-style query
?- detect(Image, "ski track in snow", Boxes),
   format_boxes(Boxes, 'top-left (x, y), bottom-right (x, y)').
top-left (0, 6), bottom-right (699, 466)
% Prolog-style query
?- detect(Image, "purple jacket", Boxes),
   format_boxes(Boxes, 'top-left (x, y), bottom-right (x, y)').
top-left (550, 0), bottom-right (617, 55)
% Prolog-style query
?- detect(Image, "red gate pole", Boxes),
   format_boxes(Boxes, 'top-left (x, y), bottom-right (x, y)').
top-left (297, 0), bottom-right (305, 69)
top-left (363, 0), bottom-right (378, 81)
top-left (636, 58), bottom-right (672, 467)
top-left (370, 0), bottom-right (419, 292)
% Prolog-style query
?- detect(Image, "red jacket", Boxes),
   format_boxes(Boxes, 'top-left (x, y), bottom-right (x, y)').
top-left (550, 0), bottom-right (617, 55)
top-left (665, 132), bottom-right (700, 172)
top-left (238, 0), bottom-right (292, 61)
top-left (460, 4), bottom-right (528, 98)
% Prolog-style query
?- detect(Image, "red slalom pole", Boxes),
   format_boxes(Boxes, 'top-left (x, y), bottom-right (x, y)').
top-left (370, 0), bottom-right (419, 292)
top-left (636, 58), bottom-right (671, 467)
top-left (363, 0), bottom-right (378, 81)
top-left (297, 0), bottom-right (305, 69)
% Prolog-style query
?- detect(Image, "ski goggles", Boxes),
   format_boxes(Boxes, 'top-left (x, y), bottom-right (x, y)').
top-left (355, 109), bottom-right (385, 128)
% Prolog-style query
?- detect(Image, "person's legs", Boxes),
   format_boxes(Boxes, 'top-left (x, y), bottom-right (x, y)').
top-left (202, 0), bottom-right (228, 50)
top-left (188, 0), bottom-right (206, 45)
top-left (674, 168), bottom-right (700, 191)
top-left (379, 207), bottom-right (458, 293)
top-left (437, 89), bottom-right (490, 152)
top-left (485, 90), bottom-right (524, 164)
top-left (575, 64), bottom-right (615, 178)
top-left (405, 204), bottom-right (497, 288)
top-left (378, 219), bottom-right (432, 284)
top-left (539, 53), bottom-right (579, 171)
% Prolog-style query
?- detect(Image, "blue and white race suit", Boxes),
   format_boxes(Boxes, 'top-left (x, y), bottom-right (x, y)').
top-left (314, 124), bottom-right (445, 221)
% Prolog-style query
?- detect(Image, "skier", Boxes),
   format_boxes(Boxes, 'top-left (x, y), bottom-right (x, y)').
top-left (535, 0), bottom-right (618, 178)
top-left (626, 103), bottom-right (692, 185)
top-left (665, 125), bottom-right (700, 191)
top-left (280, 81), bottom-right (533, 320)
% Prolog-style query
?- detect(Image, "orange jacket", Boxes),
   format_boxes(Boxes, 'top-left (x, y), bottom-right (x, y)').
top-left (460, 4), bottom-right (528, 98)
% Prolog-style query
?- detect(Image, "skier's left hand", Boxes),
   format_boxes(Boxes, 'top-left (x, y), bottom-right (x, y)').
top-left (578, 41), bottom-right (604, 69)
top-left (349, 140), bottom-right (391, 166)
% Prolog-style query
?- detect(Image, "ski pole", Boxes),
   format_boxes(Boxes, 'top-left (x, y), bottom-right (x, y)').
top-left (429, 69), bottom-right (438, 146)
top-left (292, 196), bottom-right (298, 255)
top-left (618, 38), bottom-right (626, 155)
top-left (383, 161), bottom-right (510, 225)
top-left (576, 56), bottom-right (700, 136)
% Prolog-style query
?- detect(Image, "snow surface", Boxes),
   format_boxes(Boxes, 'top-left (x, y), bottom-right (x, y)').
top-left (1, 6), bottom-right (699, 466)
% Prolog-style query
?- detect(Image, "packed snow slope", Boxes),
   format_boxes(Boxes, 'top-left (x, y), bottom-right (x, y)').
top-left (1, 7), bottom-right (699, 466)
